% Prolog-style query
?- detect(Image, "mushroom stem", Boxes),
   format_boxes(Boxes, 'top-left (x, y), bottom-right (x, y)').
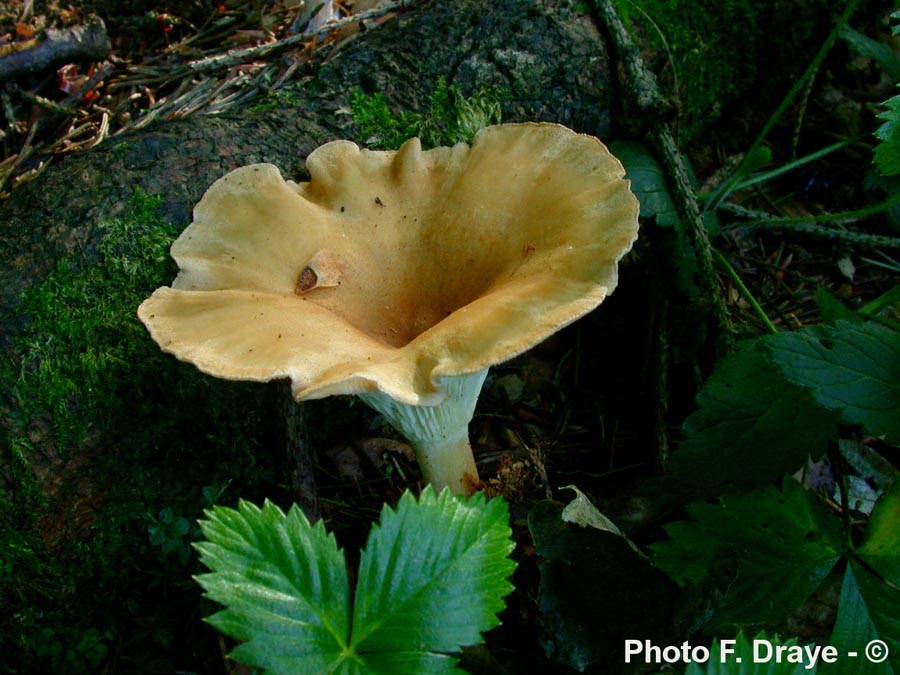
top-left (357, 368), bottom-right (489, 496)
top-left (410, 432), bottom-right (479, 496)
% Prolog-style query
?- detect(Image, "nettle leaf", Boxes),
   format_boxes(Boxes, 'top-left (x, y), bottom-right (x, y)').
top-left (857, 480), bottom-right (900, 587)
top-left (196, 489), bottom-right (516, 675)
top-left (685, 631), bottom-right (818, 675)
top-left (822, 562), bottom-right (900, 675)
top-left (767, 321), bottom-right (900, 445)
top-left (672, 340), bottom-right (837, 494)
top-left (651, 478), bottom-right (844, 630)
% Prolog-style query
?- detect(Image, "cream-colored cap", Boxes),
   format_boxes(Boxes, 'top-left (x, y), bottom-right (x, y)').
top-left (138, 123), bottom-right (640, 406)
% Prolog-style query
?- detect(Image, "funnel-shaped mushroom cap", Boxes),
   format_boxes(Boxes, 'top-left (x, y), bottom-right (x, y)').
top-left (138, 123), bottom-right (639, 405)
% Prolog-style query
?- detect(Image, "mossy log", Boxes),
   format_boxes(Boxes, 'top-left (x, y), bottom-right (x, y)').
top-left (1, 0), bottom-right (613, 499)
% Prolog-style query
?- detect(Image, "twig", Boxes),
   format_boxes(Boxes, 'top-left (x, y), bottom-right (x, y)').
top-left (732, 222), bottom-right (900, 250)
top-left (724, 195), bottom-right (900, 250)
top-left (59, 62), bottom-right (115, 108)
top-left (0, 16), bottom-right (111, 80)
top-left (592, 0), bottom-right (735, 348)
top-left (182, 0), bottom-right (413, 76)
top-left (0, 116), bottom-right (39, 194)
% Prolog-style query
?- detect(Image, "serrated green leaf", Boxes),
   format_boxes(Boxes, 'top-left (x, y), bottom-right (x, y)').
top-left (857, 480), bottom-right (900, 587)
top-left (685, 631), bottom-right (818, 675)
top-left (352, 487), bottom-right (515, 658)
top-left (767, 321), bottom-right (900, 445)
top-left (673, 340), bottom-right (838, 494)
top-left (822, 562), bottom-right (899, 675)
top-left (651, 478), bottom-right (843, 629)
top-left (196, 490), bottom-right (516, 675)
top-left (195, 500), bottom-right (351, 674)
top-left (875, 92), bottom-right (900, 177)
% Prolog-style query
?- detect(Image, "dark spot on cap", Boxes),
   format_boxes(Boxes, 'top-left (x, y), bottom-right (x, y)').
top-left (295, 266), bottom-right (318, 294)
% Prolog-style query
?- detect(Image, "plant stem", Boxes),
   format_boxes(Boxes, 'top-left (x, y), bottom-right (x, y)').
top-left (700, 134), bottom-right (867, 198)
top-left (828, 443), bottom-right (853, 551)
top-left (712, 249), bottom-right (779, 335)
top-left (592, 0), bottom-right (734, 350)
top-left (705, 0), bottom-right (863, 211)
top-left (724, 193), bottom-right (900, 250)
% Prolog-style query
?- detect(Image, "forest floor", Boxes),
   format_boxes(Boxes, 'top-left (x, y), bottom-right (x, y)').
top-left (2, 1), bottom-right (899, 674)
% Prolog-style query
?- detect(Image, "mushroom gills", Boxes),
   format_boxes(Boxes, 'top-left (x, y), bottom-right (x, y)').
top-left (357, 368), bottom-right (489, 495)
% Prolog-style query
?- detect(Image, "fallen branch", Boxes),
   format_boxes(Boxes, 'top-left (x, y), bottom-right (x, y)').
top-left (731, 221), bottom-right (900, 250)
top-left (182, 0), bottom-right (414, 76)
top-left (0, 16), bottom-right (111, 81)
top-left (722, 198), bottom-right (900, 250)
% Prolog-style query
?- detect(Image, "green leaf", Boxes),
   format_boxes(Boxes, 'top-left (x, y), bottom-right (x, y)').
top-left (196, 489), bottom-right (516, 675)
top-left (841, 27), bottom-right (900, 82)
top-left (195, 500), bottom-right (351, 674)
top-left (875, 92), bottom-right (900, 177)
top-left (651, 478), bottom-right (844, 630)
top-left (816, 287), bottom-right (863, 324)
top-left (822, 562), bottom-right (900, 675)
top-left (685, 631), bottom-right (818, 675)
top-left (860, 283), bottom-right (900, 320)
top-left (609, 140), bottom-right (681, 227)
top-left (528, 500), bottom-right (679, 671)
top-left (857, 480), bottom-right (900, 587)
top-left (351, 488), bottom-right (515, 656)
top-left (767, 321), bottom-right (900, 445)
top-left (673, 340), bottom-right (838, 494)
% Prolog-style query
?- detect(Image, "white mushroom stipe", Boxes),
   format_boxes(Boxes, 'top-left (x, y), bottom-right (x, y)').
top-left (358, 368), bottom-right (489, 495)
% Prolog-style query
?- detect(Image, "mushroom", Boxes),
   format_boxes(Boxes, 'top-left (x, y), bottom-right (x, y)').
top-left (138, 123), bottom-right (639, 495)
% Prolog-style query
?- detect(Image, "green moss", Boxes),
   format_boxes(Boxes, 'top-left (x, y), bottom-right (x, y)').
top-left (609, 0), bottom-right (837, 140)
top-left (1, 190), bottom-right (279, 671)
top-left (11, 189), bottom-right (177, 450)
top-left (351, 76), bottom-right (505, 150)
top-left (250, 88), bottom-right (303, 114)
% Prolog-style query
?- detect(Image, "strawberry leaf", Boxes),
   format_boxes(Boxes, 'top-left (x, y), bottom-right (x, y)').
top-left (651, 478), bottom-right (844, 630)
top-left (195, 489), bottom-right (516, 675)
top-left (767, 321), bottom-right (900, 445)
top-left (673, 340), bottom-right (837, 494)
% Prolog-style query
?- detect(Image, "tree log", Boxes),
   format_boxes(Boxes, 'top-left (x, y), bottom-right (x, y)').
top-left (0, 16), bottom-right (111, 81)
